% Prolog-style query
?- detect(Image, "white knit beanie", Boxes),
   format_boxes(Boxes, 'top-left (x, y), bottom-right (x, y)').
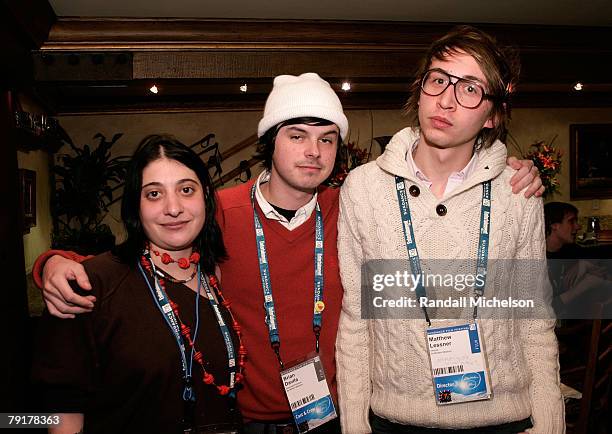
top-left (257, 72), bottom-right (349, 140)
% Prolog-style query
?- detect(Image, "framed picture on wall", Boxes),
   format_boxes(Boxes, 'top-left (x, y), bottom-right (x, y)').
top-left (19, 168), bottom-right (36, 233)
top-left (570, 124), bottom-right (612, 199)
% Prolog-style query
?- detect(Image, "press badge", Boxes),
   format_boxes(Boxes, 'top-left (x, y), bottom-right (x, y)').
top-left (280, 354), bottom-right (337, 433)
top-left (426, 322), bottom-right (492, 405)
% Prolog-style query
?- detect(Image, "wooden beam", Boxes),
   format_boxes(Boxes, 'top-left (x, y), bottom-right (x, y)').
top-left (133, 50), bottom-right (418, 79)
top-left (33, 45), bottom-right (612, 84)
top-left (33, 51), bottom-right (133, 81)
top-left (33, 19), bottom-right (612, 84)
top-left (29, 18), bottom-right (612, 111)
top-left (42, 18), bottom-right (612, 53)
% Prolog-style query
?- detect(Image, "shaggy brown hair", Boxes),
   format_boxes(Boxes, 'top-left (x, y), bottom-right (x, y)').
top-left (404, 25), bottom-right (520, 149)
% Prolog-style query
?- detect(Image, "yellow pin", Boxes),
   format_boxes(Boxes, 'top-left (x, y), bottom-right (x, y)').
top-left (314, 301), bottom-right (325, 313)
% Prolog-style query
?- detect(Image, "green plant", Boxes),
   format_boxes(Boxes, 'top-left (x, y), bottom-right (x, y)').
top-left (52, 133), bottom-right (130, 253)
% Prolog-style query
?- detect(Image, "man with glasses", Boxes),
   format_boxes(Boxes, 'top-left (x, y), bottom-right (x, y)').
top-left (336, 26), bottom-right (563, 433)
top-left (423, 68), bottom-right (498, 110)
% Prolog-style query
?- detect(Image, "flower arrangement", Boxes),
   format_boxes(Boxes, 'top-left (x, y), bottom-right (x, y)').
top-left (510, 134), bottom-right (562, 199)
top-left (325, 141), bottom-right (371, 187)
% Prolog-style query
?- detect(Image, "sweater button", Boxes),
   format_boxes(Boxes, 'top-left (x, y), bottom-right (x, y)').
top-left (409, 185), bottom-right (420, 197)
top-left (436, 204), bottom-right (447, 216)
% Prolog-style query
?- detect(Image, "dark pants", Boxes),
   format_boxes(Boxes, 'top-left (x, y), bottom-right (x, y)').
top-left (243, 418), bottom-right (341, 434)
top-left (370, 413), bottom-right (532, 434)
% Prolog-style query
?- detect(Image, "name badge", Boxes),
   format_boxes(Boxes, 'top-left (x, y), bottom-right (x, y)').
top-left (280, 354), bottom-right (337, 432)
top-left (426, 322), bottom-right (492, 405)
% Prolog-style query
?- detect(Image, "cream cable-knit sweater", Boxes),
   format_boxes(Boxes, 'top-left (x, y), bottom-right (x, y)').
top-left (336, 127), bottom-right (564, 433)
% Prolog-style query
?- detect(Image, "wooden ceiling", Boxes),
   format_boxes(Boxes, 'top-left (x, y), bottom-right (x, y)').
top-left (4, 1), bottom-right (612, 114)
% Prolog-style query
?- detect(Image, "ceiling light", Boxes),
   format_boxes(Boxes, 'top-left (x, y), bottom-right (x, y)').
top-left (149, 85), bottom-right (159, 94)
top-left (573, 82), bottom-right (583, 91)
top-left (240, 84), bottom-right (248, 93)
top-left (341, 81), bottom-right (351, 91)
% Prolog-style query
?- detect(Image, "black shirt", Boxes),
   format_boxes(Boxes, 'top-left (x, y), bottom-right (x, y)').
top-left (33, 252), bottom-right (241, 433)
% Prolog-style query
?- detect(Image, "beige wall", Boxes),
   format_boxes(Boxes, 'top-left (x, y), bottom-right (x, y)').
top-left (17, 94), bottom-right (54, 273)
top-left (53, 106), bottom-right (612, 242)
top-left (508, 108), bottom-right (612, 221)
top-left (17, 149), bottom-right (53, 273)
top-left (57, 111), bottom-right (266, 241)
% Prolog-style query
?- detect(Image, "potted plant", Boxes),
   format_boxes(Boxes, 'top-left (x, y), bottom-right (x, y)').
top-left (52, 133), bottom-right (130, 254)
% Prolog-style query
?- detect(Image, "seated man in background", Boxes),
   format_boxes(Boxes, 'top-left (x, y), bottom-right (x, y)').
top-left (545, 201), bottom-right (611, 318)
top-left (545, 201), bottom-right (582, 260)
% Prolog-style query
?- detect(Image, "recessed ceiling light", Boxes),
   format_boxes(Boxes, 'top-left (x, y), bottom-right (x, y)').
top-left (573, 82), bottom-right (583, 91)
top-left (240, 83), bottom-right (248, 93)
top-left (341, 81), bottom-right (351, 91)
top-left (149, 85), bottom-right (159, 94)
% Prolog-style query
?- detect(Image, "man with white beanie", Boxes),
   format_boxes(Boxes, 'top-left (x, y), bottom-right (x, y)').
top-left (33, 72), bottom-right (543, 433)
top-left (213, 72), bottom-right (348, 433)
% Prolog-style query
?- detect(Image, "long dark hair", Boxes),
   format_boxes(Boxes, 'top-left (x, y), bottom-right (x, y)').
top-left (113, 134), bottom-right (226, 274)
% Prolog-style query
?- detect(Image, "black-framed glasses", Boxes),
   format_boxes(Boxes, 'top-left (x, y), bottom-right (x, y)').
top-left (421, 68), bottom-right (498, 109)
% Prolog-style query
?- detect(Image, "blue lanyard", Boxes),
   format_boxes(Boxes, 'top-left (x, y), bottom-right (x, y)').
top-left (200, 275), bottom-right (238, 392)
top-left (250, 183), bottom-right (324, 369)
top-left (394, 177), bottom-right (491, 324)
top-left (139, 251), bottom-right (238, 401)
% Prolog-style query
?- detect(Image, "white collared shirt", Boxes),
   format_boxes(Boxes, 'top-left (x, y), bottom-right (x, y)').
top-left (406, 139), bottom-right (478, 197)
top-left (254, 171), bottom-right (318, 231)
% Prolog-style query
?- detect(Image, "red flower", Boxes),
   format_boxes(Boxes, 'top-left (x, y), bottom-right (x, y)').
top-left (541, 156), bottom-right (555, 169)
top-left (523, 139), bottom-right (562, 199)
top-left (217, 385), bottom-right (230, 395)
top-left (177, 257), bottom-right (190, 269)
top-left (161, 253), bottom-right (173, 264)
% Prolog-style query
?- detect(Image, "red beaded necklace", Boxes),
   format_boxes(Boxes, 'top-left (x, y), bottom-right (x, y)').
top-left (151, 247), bottom-right (201, 269)
top-left (140, 253), bottom-right (247, 397)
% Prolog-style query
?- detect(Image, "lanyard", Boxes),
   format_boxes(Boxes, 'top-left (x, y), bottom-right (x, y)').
top-left (139, 251), bottom-right (238, 401)
top-left (394, 177), bottom-right (491, 324)
top-left (250, 184), bottom-right (324, 369)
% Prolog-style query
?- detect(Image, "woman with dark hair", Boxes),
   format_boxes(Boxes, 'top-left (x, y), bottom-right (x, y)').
top-left (33, 135), bottom-right (245, 434)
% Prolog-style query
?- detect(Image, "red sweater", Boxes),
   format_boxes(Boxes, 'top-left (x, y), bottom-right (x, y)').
top-left (216, 180), bottom-right (343, 421)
